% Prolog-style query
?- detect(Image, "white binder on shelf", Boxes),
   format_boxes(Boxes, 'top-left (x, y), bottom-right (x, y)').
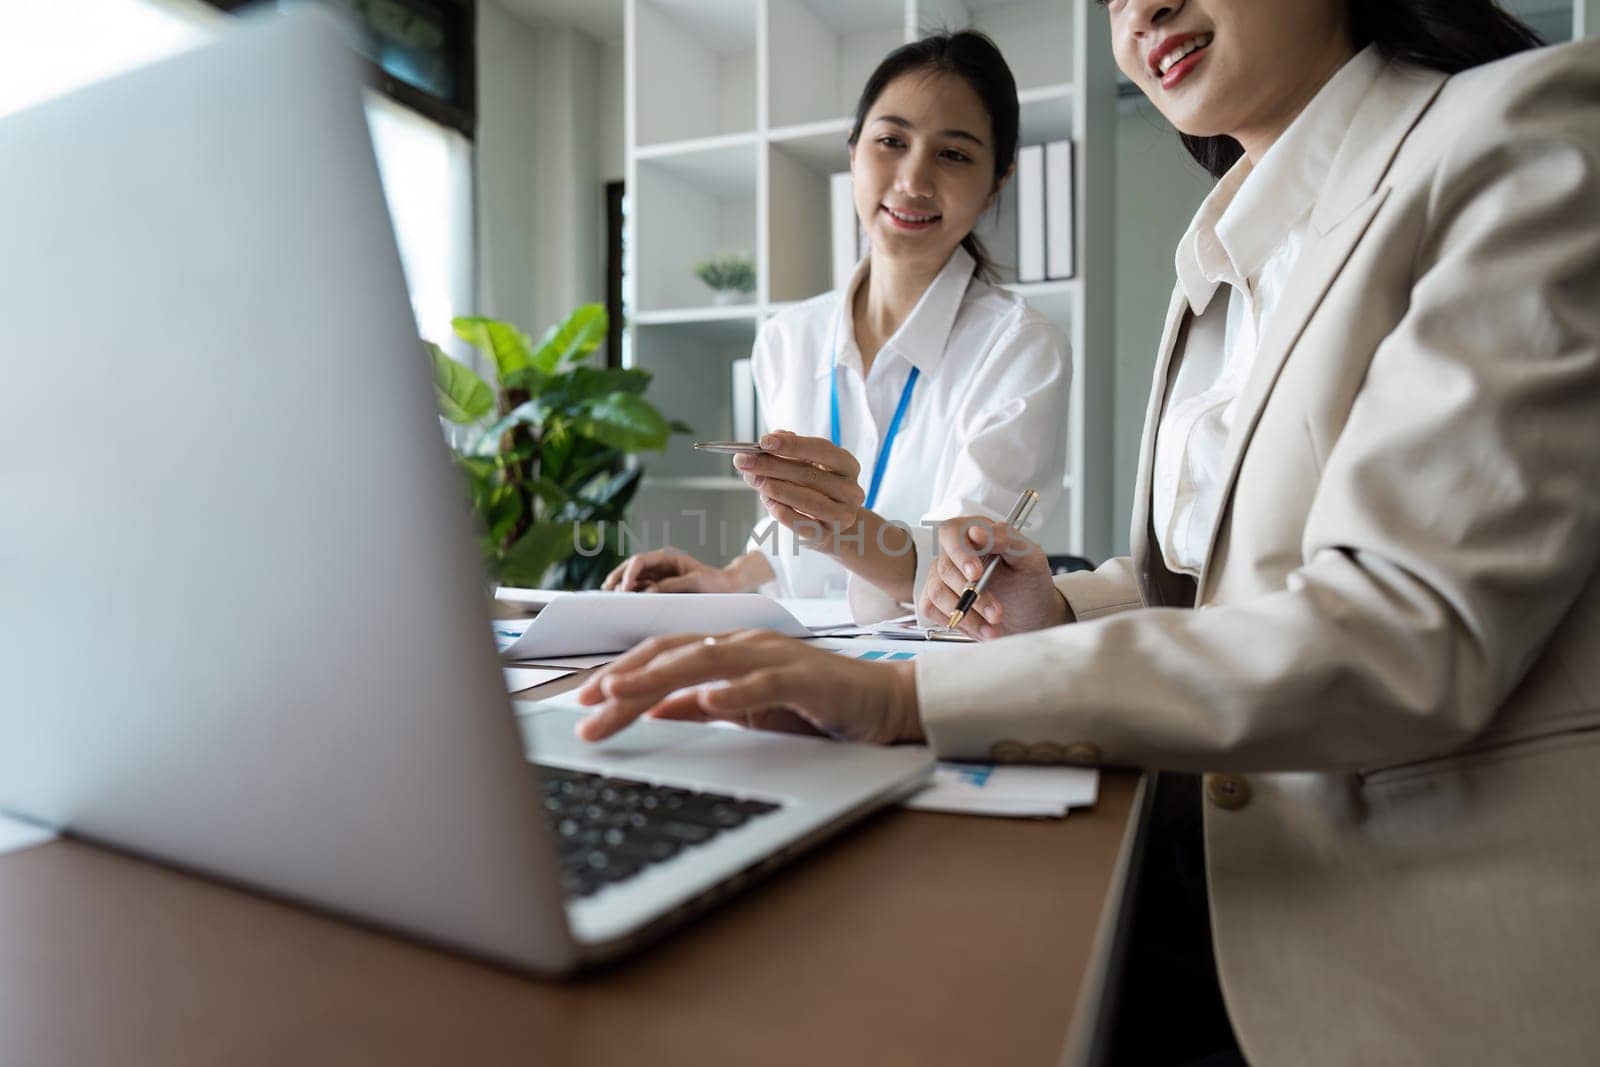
top-left (1016, 144), bottom-right (1045, 283)
top-left (730, 357), bottom-right (756, 442)
top-left (1045, 139), bottom-right (1075, 280)
top-left (830, 171), bottom-right (858, 290)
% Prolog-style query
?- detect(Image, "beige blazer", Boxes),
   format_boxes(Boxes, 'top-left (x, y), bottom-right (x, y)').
top-left (918, 39), bottom-right (1600, 1066)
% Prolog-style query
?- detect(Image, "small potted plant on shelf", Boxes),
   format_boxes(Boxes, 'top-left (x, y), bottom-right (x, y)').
top-left (426, 304), bottom-right (688, 590)
top-left (693, 254), bottom-right (756, 306)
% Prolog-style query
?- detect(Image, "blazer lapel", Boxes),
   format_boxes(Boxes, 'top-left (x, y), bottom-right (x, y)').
top-left (1130, 284), bottom-right (1191, 604)
top-left (1192, 61), bottom-right (1448, 601)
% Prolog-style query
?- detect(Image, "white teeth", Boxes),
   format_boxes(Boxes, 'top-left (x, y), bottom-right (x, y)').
top-left (1159, 33), bottom-right (1212, 76)
top-left (886, 207), bottom-right (937, 224)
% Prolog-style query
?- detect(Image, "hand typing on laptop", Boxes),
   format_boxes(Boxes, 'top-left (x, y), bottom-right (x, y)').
top-left (575, 631), bottom-right (922, 745)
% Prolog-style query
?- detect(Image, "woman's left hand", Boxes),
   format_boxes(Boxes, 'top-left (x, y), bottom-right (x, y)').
top-left (573, 630), bottom-right (923, 745)
top-left (734, 431), bottom-right (866, 550)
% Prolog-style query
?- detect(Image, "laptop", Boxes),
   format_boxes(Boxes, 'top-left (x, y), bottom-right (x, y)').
top-left (0, 11), bottom-right (931, 973)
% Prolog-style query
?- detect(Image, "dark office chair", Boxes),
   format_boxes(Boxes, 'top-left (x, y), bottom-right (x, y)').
top-left (1046, 553), bottom-right (1094, 575)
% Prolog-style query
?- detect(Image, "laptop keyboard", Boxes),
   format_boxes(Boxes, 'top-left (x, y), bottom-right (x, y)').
top-left (536, 764), bottom-right (784, 899)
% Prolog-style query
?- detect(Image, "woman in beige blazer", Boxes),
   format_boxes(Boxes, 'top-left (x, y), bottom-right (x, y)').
top-left (574, 0), bottom-right (1600, 1062)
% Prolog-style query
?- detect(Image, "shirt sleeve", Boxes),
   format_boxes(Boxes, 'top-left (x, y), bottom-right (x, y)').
top-left (744, 319), bottom-right (788, 596)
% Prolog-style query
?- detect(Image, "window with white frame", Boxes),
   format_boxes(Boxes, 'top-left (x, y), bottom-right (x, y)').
top-left (0, 0), bottom-right (474, 344)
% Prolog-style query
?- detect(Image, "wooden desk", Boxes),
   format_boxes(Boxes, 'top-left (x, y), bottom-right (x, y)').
top-left (0, 681), bottom-right (1145, 1066)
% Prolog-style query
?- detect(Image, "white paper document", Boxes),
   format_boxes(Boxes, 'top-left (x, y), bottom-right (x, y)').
top-left (903, 762), bottom-right (1099, 818)
top-left (509, 652), bottom-right (617, 670)
top-left (0, 812), bottom-right (57, 855)
top-left (494, 623), bottom-right (614, 668)
top-left (492, 617), bottom-right (534, 651)
top-left (807, 637), bottom-right (971, 661)
top-left (499, 592), bottom-right (812, 660)
top-left (494, 586), bottom-right (568, 610)
top-left (503, 666), bottom-right (573, 692)
top-left (776, 597), bottom-right (857, 632)
top-left (870, 617), bottom-right (977, 643)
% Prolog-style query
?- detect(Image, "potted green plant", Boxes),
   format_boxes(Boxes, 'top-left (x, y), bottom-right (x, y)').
top-left (427, 304), bottom-right (686, 590)
top-left (693, 254), bottom-right (756, 305)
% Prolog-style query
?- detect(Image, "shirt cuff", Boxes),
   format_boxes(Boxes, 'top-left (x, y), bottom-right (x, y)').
top-left (747, 517), bottom-right (790, 598)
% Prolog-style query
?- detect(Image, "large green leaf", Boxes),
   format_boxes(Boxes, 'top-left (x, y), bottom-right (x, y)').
top-left (572, 393), bottom-right (671, 452)
top-left (455, 455), bottom-right (499, 513)
top-left (428, 342), bottom-right (494, 425)
top-left (541, 419), bottom-right (575, 482)
top-left (563, 450), bottom-right (623, 493)
top-left (453, 317), bottom-right (536, 382)
top-left (500, 367), bottom-right (649, 430)
top-left (578, 466), bottom-right (642, 513)
top-left (554, 366), bottom-right (651, 404)
top-left (495, 521), bottom-right (576, 587)
top-left (529, 476), bottom-right (573, 511)
top-left (471, 399), bottom-right (540, 456)
top-left (499, 365), bottom-right (547, 394)
top-left (483, 487), bottom-right (524, 546)
top-left (530, 304), bottom-right (607, 374)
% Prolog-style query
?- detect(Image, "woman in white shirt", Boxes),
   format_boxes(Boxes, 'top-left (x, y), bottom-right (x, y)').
top-left (603, 30), bottom-right (1069, 616)
top-left (577, 1), bottom-right (1600, 1063)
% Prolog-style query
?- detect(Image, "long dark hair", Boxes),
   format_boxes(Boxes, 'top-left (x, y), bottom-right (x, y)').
top-left (1183, 0), bottom-right (1544, 177)
top-left (848, 30), bottom-right (1020, 281)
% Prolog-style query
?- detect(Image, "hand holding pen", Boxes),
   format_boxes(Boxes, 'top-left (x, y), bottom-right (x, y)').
top-left (920, 490), bottom-right (1069, 640)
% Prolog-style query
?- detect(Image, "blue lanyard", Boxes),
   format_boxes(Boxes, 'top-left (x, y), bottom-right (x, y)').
top-left (828, 304), bottom-right (919, 513)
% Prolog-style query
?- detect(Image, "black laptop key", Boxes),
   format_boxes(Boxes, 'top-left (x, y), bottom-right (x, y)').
top-left (643, 818), bottom-right (716, 845)
top-left (535, 765), bottom-right (784, 896)
top-left (612, 837), bottom-right (682, 864)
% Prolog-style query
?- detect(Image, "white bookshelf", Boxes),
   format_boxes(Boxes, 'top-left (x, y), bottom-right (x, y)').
top-left (625, 0), bottom-right (1117, 563)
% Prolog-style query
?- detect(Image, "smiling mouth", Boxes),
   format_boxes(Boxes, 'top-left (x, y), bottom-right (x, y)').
top-left (882, 205), bottom-right (941, 228)
top-left (1156, 32), bottom-right (1213, 78)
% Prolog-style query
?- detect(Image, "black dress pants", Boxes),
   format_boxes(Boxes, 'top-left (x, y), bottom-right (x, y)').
top-left (1105, 774), bottom-right (1246, 1067)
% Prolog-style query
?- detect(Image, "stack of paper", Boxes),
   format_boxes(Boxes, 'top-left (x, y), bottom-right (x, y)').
top-left (903, 762), bottom-right (1099, 818)
top-left (493, 592), bottom-right (812, 660)
top-left (503, 666), bottom-right (574, 693)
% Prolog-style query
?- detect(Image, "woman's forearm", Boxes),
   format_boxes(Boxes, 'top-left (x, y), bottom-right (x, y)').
top-left (822, 508), bottom-right (918, 604)
top-left (724, 549), bottom-right (776, 592)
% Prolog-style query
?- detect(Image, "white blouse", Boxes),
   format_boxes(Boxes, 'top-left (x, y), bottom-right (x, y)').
top-left (748, 245), bottom-right (1070, 618)
top-left (1153, 46), bottom-right (1384, 577)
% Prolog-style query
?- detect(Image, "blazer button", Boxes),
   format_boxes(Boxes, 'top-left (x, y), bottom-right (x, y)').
top-left (1205, 773), bottom-right (1252, 811)
top-left (1025, 741), bottom-right (1065, 763)
top-left (1063, 742), bottom-right (1103, 766)
top-left (989, 740), bottom-right (1027, 763)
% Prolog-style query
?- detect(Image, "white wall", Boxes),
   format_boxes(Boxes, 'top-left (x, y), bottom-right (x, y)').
top-left (1110, 98), bottom-right (1213, 556)
top-left (600, 40), bottom-right (627, 183)
top-left (476, 0), bottom-right (614, 339)
top-left (533, 21), bottom-right (603, 328)
top-left (475, 0), bottom-right (542, 333)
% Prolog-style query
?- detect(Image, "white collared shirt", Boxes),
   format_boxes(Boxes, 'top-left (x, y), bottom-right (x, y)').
top-left (1151, 46), bottom-right (1384, 577)
top-left (748, 245), bottom-right (1070, 615)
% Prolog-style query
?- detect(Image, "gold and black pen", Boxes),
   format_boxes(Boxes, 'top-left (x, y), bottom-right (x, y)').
top-left (945, 488), bottom-right (1040, 631)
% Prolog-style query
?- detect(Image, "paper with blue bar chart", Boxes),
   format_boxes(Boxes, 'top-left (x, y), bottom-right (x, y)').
top-left (903, 762), bottom-right (1099, 819)
top-left (806, 637), bottom-right (968, 662)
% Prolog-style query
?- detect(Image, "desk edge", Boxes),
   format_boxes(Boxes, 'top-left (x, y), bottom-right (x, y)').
top-left (1058, 771), bottom-right (1156, 1067)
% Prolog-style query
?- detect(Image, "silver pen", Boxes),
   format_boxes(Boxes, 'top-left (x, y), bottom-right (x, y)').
top-left (945, 489), bottom-right (1040, 631)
